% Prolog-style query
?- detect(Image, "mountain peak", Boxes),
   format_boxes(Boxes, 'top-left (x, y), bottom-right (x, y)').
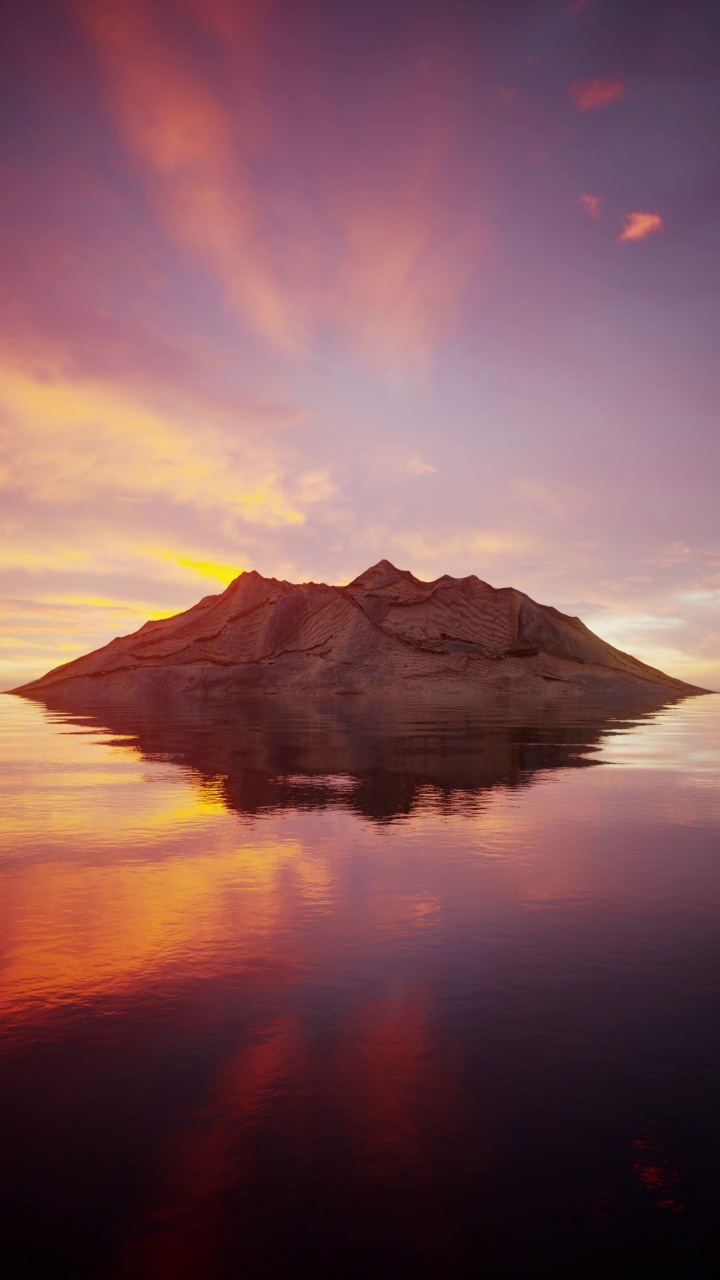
top-left (348, 560), bottom-right (421, 590)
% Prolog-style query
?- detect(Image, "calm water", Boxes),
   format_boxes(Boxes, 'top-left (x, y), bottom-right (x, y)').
top-left (0, 690), bottom-right (718, 1278)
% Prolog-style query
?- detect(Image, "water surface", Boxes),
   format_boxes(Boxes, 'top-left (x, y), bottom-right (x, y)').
top-left (1, 691), bottom-right (718, 1278)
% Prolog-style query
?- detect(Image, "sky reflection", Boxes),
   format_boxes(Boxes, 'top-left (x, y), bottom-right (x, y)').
top-left (0, 693), bottom-right (718, 1276)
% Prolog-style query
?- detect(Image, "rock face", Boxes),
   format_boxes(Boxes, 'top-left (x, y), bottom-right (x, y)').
top-left (11, 560), bottom-right (707, 698)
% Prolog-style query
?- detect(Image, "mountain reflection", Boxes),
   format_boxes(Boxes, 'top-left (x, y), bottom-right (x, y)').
top-left (25, 688), bottom-right (685, 823)
top-left (3, 691), bottom-right (716, 1279)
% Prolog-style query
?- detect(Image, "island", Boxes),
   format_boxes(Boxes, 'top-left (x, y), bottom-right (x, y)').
top-left (11, 560), bottom-right (707, 699)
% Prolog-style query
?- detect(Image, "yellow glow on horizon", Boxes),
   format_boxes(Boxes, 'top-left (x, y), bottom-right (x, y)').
top-left (175, 556), bottom-right (242, 585)
top-left (0, 363), bottom-right (306, 528)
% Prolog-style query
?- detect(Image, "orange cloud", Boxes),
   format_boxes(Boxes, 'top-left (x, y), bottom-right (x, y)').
top-left (72, 0), bottom-right (489, 374)
top-left (618, 211), bottom-right (664, 242)
top-left (74, 0), bottom-right (303, 354)
top-left (569, 78), bottom-right (625, 111)
top-left (579, 193), bottom-right (601, 218)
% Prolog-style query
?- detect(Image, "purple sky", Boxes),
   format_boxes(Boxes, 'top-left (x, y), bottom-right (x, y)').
top-left (1, 0), bottom-right (719, 689)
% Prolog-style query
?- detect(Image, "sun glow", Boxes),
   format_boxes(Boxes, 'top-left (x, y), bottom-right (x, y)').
top-left (174, 557), bottom-right (242, 585)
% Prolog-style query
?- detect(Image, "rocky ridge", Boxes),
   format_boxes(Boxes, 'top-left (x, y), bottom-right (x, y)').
top-left (12, 560), bottom-right (707, 698)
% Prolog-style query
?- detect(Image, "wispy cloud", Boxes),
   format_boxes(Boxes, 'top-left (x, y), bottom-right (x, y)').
top-left (651, 541), bottom-right (720, 582)
top-left (0, 363), bottom-right (304, 525)
top-left (389, 529), bottom-right (535, 580)
top-left (74, 0), bottom-right (490, 374)
top-left (579, 193), bottom-right (601, 218)
top-left (406, 456), bottom-right (436, 476)
top-left (75, 0), bottom-right (304, 354)
top-left (618, 211), bottom-right (664, 242)
top-left (569, 78), bottom-right (625, 111)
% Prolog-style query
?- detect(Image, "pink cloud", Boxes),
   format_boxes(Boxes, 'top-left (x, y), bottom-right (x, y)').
top-left (74, 0), bottom-right (305, 353)
top-left (579, 193), bottom-right (601, 218)
top-left (618, 211), bottom-right (664, 242)
top-left (569, 78), bottom-right (625, 111)
top-left (72, 0), bottom-right (491, 374)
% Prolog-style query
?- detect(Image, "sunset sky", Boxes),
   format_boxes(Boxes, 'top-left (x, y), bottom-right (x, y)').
top-left (1, 0), bottom-right (718, 690)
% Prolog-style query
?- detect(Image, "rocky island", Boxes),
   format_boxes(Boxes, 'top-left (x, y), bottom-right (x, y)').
top-left (12, 560), bottom-right (707, 699)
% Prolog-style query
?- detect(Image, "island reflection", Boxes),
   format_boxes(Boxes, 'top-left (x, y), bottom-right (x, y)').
top-left (2, 689), bottom-right (717, 1279)
top-left (23, 687), bottom-right (688, 823)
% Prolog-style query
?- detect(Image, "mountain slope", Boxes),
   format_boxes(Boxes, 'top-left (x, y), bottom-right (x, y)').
top-left (12, 560), bottom-right (707, 698)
